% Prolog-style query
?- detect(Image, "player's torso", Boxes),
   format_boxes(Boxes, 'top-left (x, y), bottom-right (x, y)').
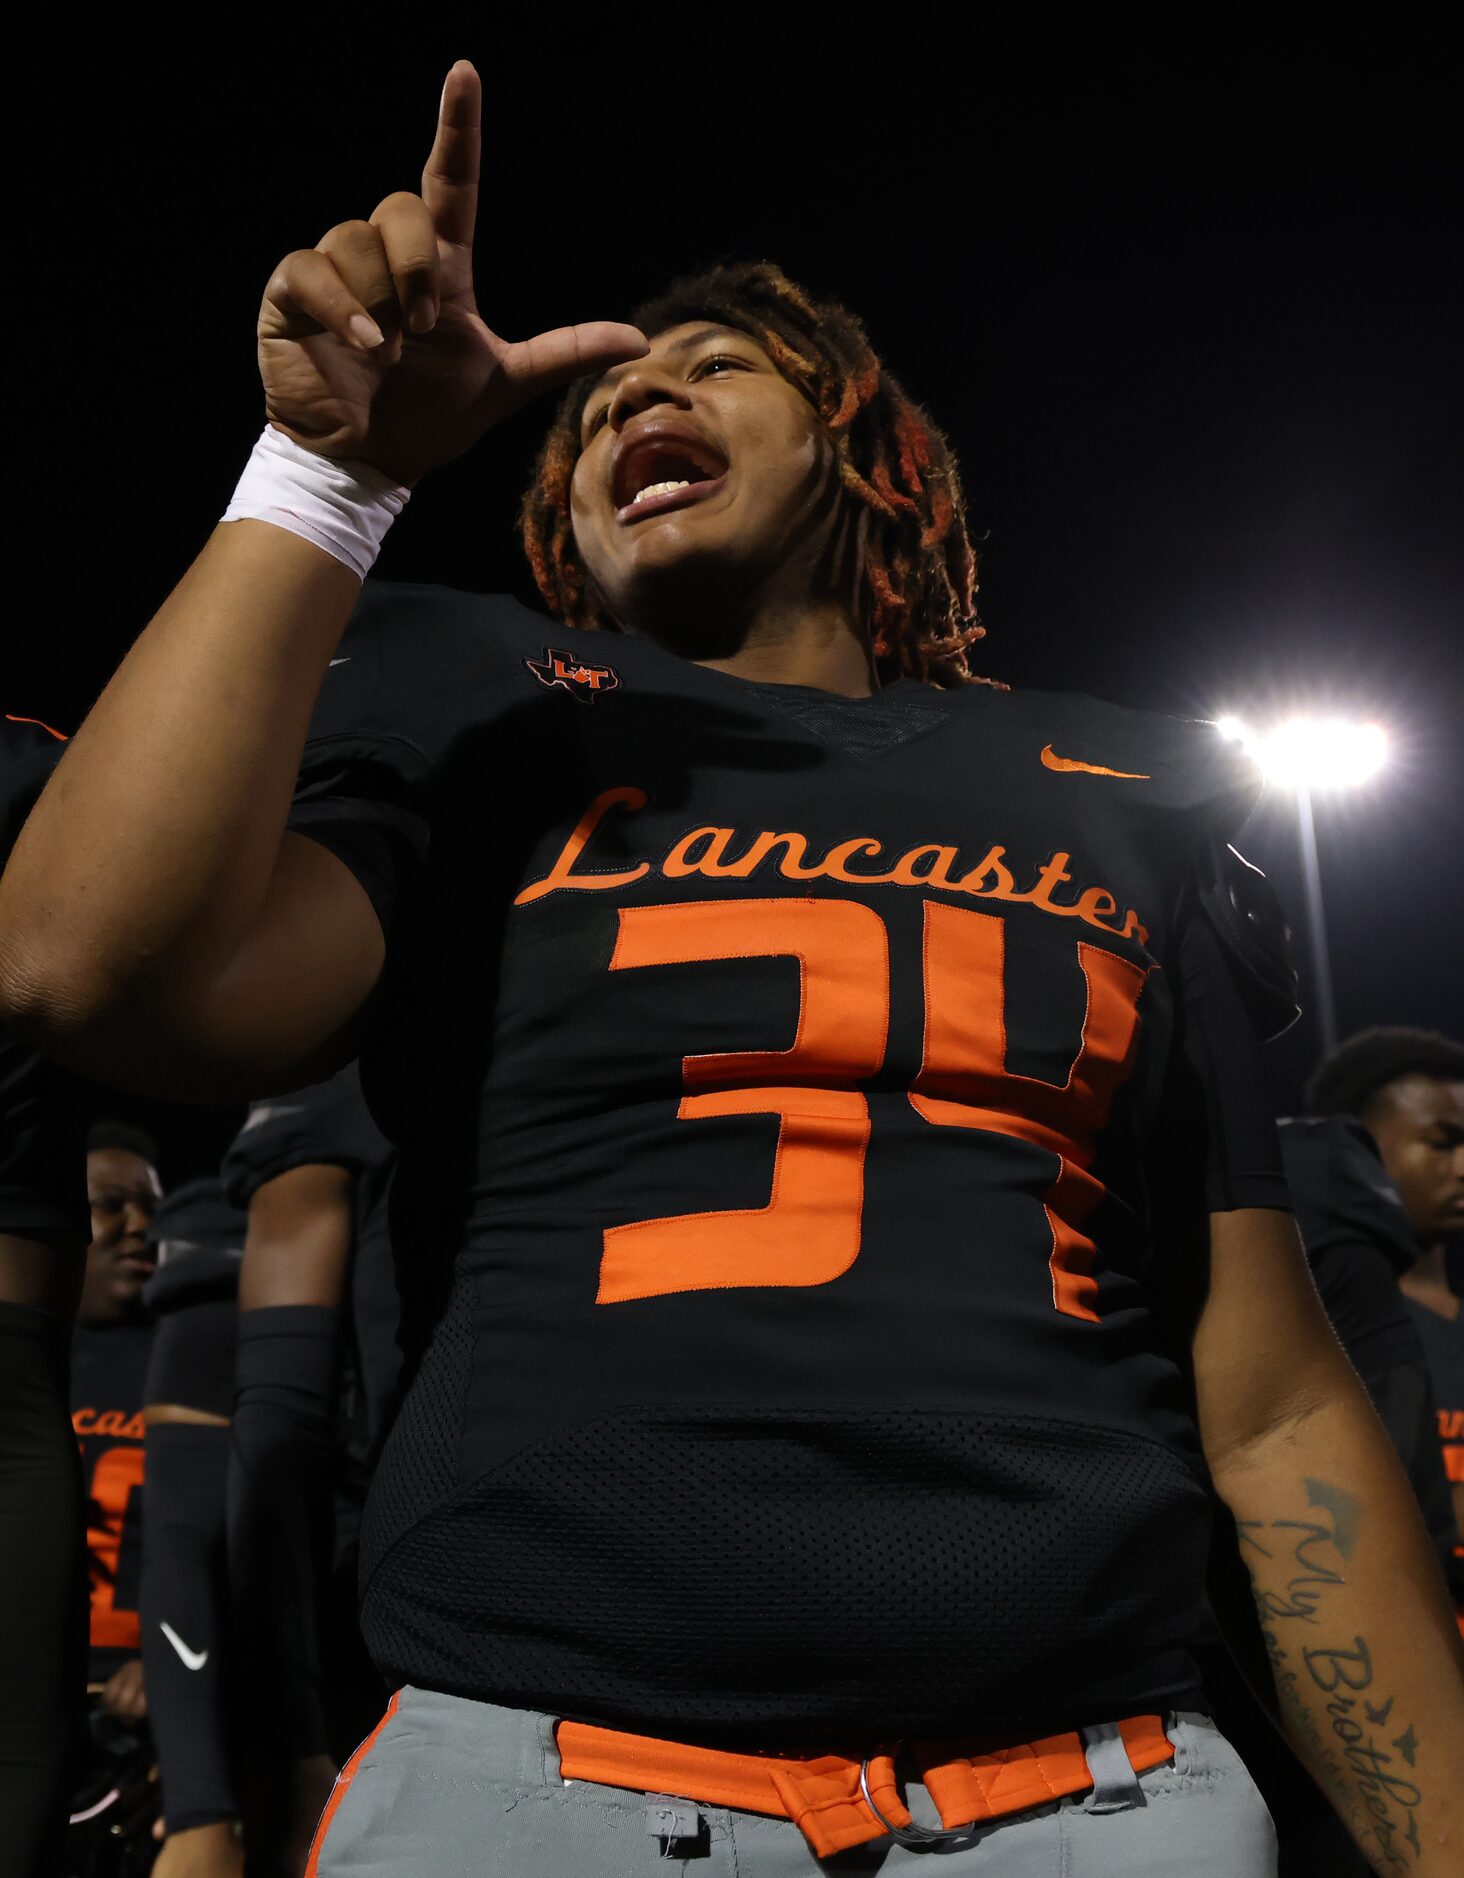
top-left (351, 603), bottom-right (1245, 1737)
top-left (374, 630), bottom-right (1207, 1452)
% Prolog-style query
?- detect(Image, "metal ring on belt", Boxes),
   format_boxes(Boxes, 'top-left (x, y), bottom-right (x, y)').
top-left (858, 1747), bottom-right (980, 1848)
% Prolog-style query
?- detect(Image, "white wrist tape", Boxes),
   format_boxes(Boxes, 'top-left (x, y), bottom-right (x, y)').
top-left (221, 426), bottom-right (410, 579)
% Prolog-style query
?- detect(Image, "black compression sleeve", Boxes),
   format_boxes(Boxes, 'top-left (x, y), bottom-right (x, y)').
top-left (144, 1297), bottom-right (239, 1421)
top-left (227, 1307), bottom-right (340, 1760)
top-left (0, 1302), bottom-right (86, 1878)
top-left (139, 1423), bottom-right (235, 1831)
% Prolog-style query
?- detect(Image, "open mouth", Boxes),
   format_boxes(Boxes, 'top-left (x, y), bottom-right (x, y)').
top-left (613, 433), bottom-right (729, 524)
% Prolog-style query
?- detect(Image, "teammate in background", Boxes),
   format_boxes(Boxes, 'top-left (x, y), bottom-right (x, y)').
top-left (1280, 1112), bottom-right (1461, 1584)
top-left (72, 1124), bottom-right (161, 1718)
top-left (1242, 1112), bottom-right (1464, 1875)
top-left (1, 711), bottom-right (89, 1878)
top-left (139, 1179), bottom-right (249, 1878)
top-left (220, 1065), bottom-right (395, 1877)
top-left (4, 61), bottom-right (1463, 1877)
top-left (1309, 1028), bottom-right (1464, 1587)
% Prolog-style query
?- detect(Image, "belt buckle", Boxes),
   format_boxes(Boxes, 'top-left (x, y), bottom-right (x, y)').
top-left (858, 1744), bottom-right (978, 1848)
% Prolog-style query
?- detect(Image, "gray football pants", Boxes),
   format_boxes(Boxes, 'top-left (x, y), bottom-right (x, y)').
top-left (308, 1686), bottom-right (1279, 1875)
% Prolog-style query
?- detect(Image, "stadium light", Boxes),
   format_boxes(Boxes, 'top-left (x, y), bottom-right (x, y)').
top-left (1216, 715), bottom-right (1388, 791)
top-left (1213, 712), bottom-right (1391, 1056)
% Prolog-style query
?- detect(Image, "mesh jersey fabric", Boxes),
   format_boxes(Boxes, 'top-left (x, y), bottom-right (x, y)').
top-left (283, 580), bottom-right (1288, 1746)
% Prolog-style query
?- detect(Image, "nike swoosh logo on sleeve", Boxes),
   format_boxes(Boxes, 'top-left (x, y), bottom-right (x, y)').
top-left (241, 1103), bottom-right (306, 1133)
top-left (1040, 744), bottom-right (1151, 780)
top-left (329, 658), bottom-right (351, 667)
top-left (159, 1622), bottom-right (209, 1672)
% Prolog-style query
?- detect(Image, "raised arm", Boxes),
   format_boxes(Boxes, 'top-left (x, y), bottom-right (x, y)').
top-left (0, 62), bottom-right (645, 1099)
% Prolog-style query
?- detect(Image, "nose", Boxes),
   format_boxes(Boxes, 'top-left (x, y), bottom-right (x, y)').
top-left (123, 1196), bottom-right (154, 1239)
top-left (606, 362), bottom-right (694, 434)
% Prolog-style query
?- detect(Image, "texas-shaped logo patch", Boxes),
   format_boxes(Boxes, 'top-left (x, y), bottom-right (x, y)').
top-left (525, 647), bottom-right (621, 703)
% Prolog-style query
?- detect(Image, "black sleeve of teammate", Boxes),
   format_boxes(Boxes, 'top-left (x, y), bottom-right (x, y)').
top-left (139, 1284), bottom-right (240, 1832)
top-left (221, 1062), bottom-right (385, 1212)
top-left (1174, 904), bottom-right (1291, 1213)
top-left (0, 1303), bottom-right (87, 1876)
top-left (226, 1306), bottom-right (340, 1760)
top-left (139, 1422), bottom-right (234, 1831)
top-left (145, 1294), bottom-right (240, 1422)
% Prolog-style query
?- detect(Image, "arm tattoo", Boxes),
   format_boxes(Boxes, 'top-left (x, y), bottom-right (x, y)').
top-left (1241, 1476), bottom-right (1424, 1870)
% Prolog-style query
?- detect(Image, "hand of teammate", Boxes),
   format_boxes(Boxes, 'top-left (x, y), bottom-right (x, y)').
top-left (99, 1654), bottom-right (147, 1721)
top-left (269, 1753), bottom-right (339, 1877)
top-left (257, 60), bottom-right (647, 486)
top-left (151, 1819), bottom-right (245, 1878)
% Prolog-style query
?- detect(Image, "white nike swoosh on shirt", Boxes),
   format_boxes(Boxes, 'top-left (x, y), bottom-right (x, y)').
top-left (159, 1622), bottom-right (208, 1672)
top-left (329, 658), bottom-right (351, 667)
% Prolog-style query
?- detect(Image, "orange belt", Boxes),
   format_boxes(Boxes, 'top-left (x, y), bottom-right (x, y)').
top-left (557, 1712), bottom-right (1175, 1859)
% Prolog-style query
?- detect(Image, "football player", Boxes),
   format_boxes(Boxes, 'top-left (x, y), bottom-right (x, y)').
top-left (3, 61), bottom-right (1463, 1877)
top-left (72, 1123), bottom-right (161, 1718)
top-left (1309, 1029), bottom-right (1464, 1604)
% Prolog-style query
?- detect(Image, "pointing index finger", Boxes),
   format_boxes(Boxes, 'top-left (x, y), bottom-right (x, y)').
top-left (422, 60), bottom-right (480, 251)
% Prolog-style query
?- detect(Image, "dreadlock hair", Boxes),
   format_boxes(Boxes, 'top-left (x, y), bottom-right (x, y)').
top-left (1307, 1027), bottom-right (1464, 1120)
top-left (520, 260), bottom-right (999, 689)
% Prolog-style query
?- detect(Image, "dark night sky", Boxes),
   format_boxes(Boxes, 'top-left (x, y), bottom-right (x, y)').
top-left (12, 35), bottom-right (1463, 1177)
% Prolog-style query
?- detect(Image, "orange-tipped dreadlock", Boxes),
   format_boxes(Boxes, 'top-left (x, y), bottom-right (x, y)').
top-left (519, 260), bottom-right (1000, 689)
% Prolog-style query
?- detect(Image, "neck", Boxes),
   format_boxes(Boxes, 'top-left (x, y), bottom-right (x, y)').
top-left (1400, 1241), bottom-right (1460, 1319)
top-left (694, 594), bottom-right (876, 697)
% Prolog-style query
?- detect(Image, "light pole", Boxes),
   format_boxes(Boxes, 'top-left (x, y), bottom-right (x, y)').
top-left (1216, 715), bottom-right (1388, 1058)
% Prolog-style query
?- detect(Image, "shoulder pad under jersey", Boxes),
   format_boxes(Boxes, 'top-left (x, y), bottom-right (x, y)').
top-left (1194, 837), bottom-right (1301, 1040)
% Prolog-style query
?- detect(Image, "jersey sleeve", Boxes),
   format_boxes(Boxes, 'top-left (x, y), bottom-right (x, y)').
top-left (1172, 883), bottom-right (1291, 1213)
top-left (2, 712), bottom-right (66, 853)
top-left (221, 1062), bottom-right (386, 1208)
top-left (0, 1026), bottom-right (88, 1240)
top-left (283, 582), bottom-right (437, 938)
top-left (284, 578), bottom-right (545, 938)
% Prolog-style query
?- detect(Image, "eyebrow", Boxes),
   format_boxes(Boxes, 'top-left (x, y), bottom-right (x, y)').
top-left (584, 325), bottom-right (753, 408)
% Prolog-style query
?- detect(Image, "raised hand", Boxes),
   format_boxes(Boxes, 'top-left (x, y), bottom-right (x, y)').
top-left (257, 62), bottom-right (646, 485)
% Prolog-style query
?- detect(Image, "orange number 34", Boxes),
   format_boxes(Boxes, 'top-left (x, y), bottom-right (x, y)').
top-left (602, 896), bottom-right (1150, 1320)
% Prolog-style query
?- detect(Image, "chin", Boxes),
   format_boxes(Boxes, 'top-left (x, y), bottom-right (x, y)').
top-left (609, 551), bottom-right (766, 656)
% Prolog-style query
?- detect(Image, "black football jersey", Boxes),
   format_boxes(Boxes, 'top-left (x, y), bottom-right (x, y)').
top-left (222, 1063), bottom-right (400, 1467)
top-left (70, 1322), bottom-right (152, 1675)
top-left (1406, 1299), bottom-right (1464, 1503)
top-left (283, 581), bottom-right (1288, 1746)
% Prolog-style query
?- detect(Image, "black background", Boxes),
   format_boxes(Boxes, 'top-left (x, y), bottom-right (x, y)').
top-left (11, 31), bottom-right (1462, 1182)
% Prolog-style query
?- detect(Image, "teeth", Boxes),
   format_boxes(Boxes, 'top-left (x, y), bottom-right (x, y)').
top-left (631, 479), bottom-right (693, 505)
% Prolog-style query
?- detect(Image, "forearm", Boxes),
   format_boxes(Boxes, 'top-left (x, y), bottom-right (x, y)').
top-left (227, 1306), bottom-right (340, 1759)
top-left (141, 1421), bottom-right (236, 1831)
top-left (1213, 1388), bottom-right (1464, 1875)
top-left (0, 520), bottom-right (357, 1037)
